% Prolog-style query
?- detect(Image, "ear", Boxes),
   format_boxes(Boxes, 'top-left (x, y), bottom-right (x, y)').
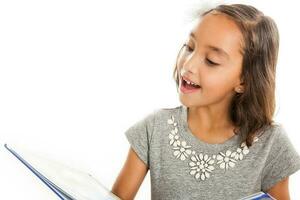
top-left (235, 79), bottom-right (245, 93)
top-left (235, 86), bottom-right (244, 93)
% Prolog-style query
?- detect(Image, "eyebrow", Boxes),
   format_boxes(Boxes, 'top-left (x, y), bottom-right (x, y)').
top-left (189, 32), bottom-right (230, 60)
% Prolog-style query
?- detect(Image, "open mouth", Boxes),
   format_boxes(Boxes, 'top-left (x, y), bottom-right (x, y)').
top-left (181, 77), bottom-right (201, 89)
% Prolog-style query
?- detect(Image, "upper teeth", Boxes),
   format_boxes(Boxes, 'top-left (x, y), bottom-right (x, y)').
top-left (186, 80), bottom-right (198, 86)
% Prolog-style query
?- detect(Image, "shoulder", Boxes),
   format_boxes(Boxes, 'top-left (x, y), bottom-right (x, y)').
top-left (145, 105), bottom-right (182, 122)
top-left (127, 105), bottom-right (181, 132)
top-left (257, 122), bottom-right (286, 143)
top-left (258, 122), bottom-right (300, 164)
top-left (253, 122), bottom-right (294, 158)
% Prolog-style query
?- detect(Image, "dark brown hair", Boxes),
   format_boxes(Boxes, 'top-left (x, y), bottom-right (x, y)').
top-left (173, 4), bottom-right (280, 147)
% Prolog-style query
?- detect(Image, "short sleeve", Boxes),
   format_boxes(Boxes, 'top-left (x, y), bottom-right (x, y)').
top-left (261, 125), bottom-right (300, 192)
top-left (124, 110), bottom-right (157, 167)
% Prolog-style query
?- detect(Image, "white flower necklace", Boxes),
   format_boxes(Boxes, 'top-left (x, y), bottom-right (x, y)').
top-left (167, 115), bottom-right (259, 181)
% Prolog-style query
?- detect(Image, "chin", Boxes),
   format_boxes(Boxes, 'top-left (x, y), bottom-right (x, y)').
top-left (179, 96), bottom-right (198, 108)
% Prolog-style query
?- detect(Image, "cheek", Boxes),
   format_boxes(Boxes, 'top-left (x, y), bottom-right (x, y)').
top-left (202, 71), bottom-right (235, 93)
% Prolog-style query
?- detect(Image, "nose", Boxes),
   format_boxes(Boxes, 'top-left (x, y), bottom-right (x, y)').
top-left (182, 64), bottom-right (196, 76)
top-left (177, 44), bottom-right (207, 78)
top-left (181, 54), bottom-right (202, 76)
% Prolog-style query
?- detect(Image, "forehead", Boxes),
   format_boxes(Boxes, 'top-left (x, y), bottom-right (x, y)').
top-left (190, 12), bottom-right (244, 58)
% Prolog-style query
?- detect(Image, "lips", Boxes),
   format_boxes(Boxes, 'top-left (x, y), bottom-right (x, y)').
top-left (180, 78), bottom-right (201, 94)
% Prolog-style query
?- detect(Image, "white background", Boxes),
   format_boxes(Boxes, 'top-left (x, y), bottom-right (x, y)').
top-left (1, 0), bottom-right (300, 199)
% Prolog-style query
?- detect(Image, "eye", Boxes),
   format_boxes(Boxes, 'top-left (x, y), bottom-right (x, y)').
top-left (205, 58), bottom-right (219, 66)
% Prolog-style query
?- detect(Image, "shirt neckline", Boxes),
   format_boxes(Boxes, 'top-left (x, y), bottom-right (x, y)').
top-left (179, 104), bottom-right (241, 148)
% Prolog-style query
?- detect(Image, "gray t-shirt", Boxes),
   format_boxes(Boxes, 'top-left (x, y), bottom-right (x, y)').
top-left (125, 104), bottom-right (300, 200)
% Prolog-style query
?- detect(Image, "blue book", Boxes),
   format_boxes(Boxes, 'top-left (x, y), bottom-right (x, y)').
top-left (239, 191), bottom-right (277, 200)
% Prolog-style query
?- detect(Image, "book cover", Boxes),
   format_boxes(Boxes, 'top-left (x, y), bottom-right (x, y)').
top-left (238, 191), bottom-right (277, 200)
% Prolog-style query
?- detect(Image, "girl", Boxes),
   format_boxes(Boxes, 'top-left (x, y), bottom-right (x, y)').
top-left (111, 3), bottom-right (300, 200)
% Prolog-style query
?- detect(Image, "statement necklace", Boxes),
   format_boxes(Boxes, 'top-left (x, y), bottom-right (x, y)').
top-left (167, 115), bottom-right (259, 181)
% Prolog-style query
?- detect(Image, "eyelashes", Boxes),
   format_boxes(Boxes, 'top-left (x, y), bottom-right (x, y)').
top-left (182, 44), bottom-right (220, 66)
top-left (205, 58), bottom-right (219, 66)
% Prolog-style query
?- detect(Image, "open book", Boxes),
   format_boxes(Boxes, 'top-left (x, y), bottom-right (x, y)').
top-left (4, 143), bottom-right (121, 200)
top-left (4, 143), bottom-right (276, 200)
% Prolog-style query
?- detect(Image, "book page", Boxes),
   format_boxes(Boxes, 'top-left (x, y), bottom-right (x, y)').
top-left (5, 144), bottom-right (121, 200)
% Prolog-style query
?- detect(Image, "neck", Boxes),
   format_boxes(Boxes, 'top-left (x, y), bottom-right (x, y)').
top-left (187, 105), bottom-right (235, 137)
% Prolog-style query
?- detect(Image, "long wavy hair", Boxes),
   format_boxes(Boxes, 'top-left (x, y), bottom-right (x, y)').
top-left (173, 4), bottom-right (280, 147)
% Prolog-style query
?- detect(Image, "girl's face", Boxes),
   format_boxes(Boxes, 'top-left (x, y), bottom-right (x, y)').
top-left (178, 11), bottom-right (244, 108)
